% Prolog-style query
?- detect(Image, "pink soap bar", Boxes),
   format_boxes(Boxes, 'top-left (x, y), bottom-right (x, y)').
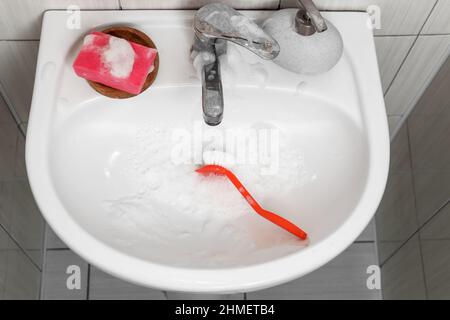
top-left (73, 32), bottom-right (157, 95)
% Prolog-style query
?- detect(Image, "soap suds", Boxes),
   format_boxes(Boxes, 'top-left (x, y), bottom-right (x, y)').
top-left (191, 51), bottom-right (216, 79)
top-left (102, 36), bottom-right (135, 79)
top-left (83, 34), bottom-right (95, 46)
top-left (102, 123), bottom-right (314, 266)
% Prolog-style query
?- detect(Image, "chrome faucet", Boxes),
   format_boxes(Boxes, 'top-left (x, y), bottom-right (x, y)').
top-left (192, 3), bottom-right (280, 126)
top-left (295, 0), bottom-right (327, 36)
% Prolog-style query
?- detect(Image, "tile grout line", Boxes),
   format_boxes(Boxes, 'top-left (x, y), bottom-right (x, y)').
top-left (86, 263), bottom-right (91, 300)
top-left (0, 222), bottom-right (41, 271)
top-left (417, 232), bottom-right (429, 299)
top-left (383, 0), bottom-right (440, 96)
top-left (406, 120), bottom-right (429, 299)
top-left (46, 247), bottom-right (71, 251)
top-left (0, 82), bottom-right (22, 128)
top-left (380, 199), bottom-right (450, 268)
top-left (39, 223), bottom-right (50, 300)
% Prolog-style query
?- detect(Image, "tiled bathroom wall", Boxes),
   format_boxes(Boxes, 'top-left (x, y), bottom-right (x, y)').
top-left (376, 55), bottom-right (450, 299)
top-left (0, 0), bottom-right (449, 300)
top-left (0, 93), bottom-right (42, 299)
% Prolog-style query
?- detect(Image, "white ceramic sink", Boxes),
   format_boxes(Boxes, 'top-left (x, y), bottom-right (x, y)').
top-left (27, 10), bottom-right (389, 293)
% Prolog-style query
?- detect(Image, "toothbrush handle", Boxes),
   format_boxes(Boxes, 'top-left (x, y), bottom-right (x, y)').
top-left (196, 165), bottom-right (308, 240)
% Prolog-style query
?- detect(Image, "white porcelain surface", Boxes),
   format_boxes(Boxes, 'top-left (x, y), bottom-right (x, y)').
top-left (27, 10), bottom-right (389, 293)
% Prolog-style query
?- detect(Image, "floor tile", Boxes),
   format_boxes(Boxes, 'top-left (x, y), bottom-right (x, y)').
top-left (0, 94), bottom-right (14, 124)
top-left (420, 238), bottom-right (450, 299)
top-left (375, 171), bottom-right (418, 264)
top-left (0, 227), bottom-right (12, 299)
top-left (0, 182), bottom-right (14, 231)
top-left (45, 224), bottom-right (68, 250)
top-left (388, 115), bottom-right (403, 139)
top-left (42, 250), bottom-right (88, 300)
top-left (389, 124), bottom-right (411, 173)
top-left (0, 122), bottom-right (18, 180)
top-left (166, 292), bottom-right (244, 300)
top-left (247, 243), bottom-right (380, 300)
top-left (15, 131), bottom-right (26, 178)
top-left (356, 219), bottom-right (376, 242)
top-left (8, 180), bottom-right (45, 267)
top-left (3, 244), bottom-right (41, 299)
top-left (420, 201), bottom-right (450, 240)
top-left (413, 171), bottom-right (450, 226)
top-left (381, 235), bottom-right (426, 299)
top-left (89, 266), bottom-right (166, 300)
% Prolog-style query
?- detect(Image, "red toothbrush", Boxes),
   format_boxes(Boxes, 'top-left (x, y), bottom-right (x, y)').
top-left (196, 164), bottom-right (308, 240)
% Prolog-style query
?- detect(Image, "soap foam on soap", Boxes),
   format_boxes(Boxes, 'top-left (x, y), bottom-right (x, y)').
top-left (102, 36), bottom-right (136, 79)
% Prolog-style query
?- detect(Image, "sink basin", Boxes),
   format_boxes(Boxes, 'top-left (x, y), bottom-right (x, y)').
top-left (27, 10), bottom-right (389, 293)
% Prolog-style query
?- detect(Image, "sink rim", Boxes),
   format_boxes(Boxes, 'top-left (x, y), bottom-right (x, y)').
top-left (26, 10), bottom-right (389, 293)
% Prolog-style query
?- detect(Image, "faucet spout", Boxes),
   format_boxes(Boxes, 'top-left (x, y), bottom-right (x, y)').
top-left (192, 3), bottom-right (280, 126)
top-left (194, 3), bottom-right (280, 60)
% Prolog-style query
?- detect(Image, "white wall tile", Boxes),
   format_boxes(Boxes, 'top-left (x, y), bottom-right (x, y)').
top-left (42, 250), bottom-right (89, 300)
top-left (0, 0), bottom-right (120, 40)
top-left (281, 0), bottom-right (437, 35)
top-left (89, 266), bottom-right (166, 300)
top-left (374, 36), bottom-right (415, 94)
top-left (384, 35), bottom-right (450, 116)
top-left (120, 0), bottom-right (279, 9)
top-left (422, 0), bottom-right (450, 35)
top-left (0, 41), bottom-right (39, 123)
top-left (247, 243), bottom-right (380, 300)
top-left (381, 235), bottom-right (426, 299)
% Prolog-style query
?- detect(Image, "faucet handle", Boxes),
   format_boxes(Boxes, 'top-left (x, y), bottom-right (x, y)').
top-left (296, 0), bottom-right (327, 35)
top-left (194, 3), bottom-right (280, 60)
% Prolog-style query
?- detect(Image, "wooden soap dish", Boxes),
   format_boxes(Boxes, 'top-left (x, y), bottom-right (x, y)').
top-left (87, 26), bottom-right (159, 99)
